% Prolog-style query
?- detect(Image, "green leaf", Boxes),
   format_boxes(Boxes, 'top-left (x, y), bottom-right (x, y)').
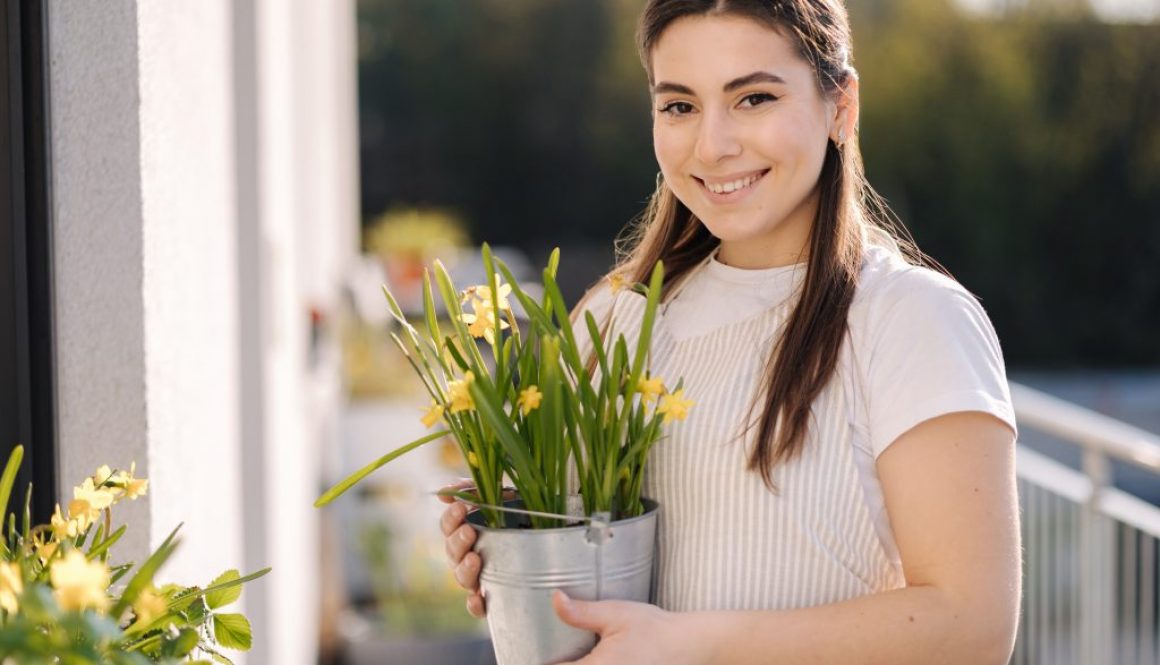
top-left (315, 430), bottom-right (450, 506)
top-left (205, 569), bottom-right (242, 609)
top-left (626, 260), bottom-right (664, 396)
top-left (109, 562), bottom-right (134, 586)
top-left (168, 586), bottom-right (203, 613)
top-left (0, 446), bottom-right (22, 555)
top-left (87, 524), bottom-right (127, 560)
top-left (166, 627), bottom-right (200, 657)
top-left (184, 595), bottom-right (210, 626)
top-left (201, 644), bottom-right (236, 665)
top-left (110, 523), bottom-right (182, 619)
top-left (169, 567), bottom-right (271, 610)
top-left (213, 613), bottom-right (253, 651)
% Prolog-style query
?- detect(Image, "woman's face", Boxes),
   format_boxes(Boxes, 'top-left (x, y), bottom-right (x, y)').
top-left (650, 15), bottom-right (846, 269)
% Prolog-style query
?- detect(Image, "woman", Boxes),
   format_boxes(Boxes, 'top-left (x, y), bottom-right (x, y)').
top-left (441, 1), bottom-right (1021, 663)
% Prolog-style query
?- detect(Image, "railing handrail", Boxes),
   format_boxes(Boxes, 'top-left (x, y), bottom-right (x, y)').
top-left (1009, 381), bottom-right (1160, 476)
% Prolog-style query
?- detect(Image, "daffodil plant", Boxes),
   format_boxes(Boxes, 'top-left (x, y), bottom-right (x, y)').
top-left (317, 244), bottom-right (693, 528)
top-left (0, 446), bottom-right (270, 664)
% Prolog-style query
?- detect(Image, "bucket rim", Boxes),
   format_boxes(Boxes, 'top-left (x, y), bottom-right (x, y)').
top-left (465, 496), bottom-right (660, 534)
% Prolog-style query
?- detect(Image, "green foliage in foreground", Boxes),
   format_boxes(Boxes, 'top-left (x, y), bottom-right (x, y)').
top-left (0, 446), bottom-right (271, 664)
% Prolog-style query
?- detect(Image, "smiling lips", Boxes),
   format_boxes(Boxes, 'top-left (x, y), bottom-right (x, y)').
top-left (696, 169), bottom-right (770, 198)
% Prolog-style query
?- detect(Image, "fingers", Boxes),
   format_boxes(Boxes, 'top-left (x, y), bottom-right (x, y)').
top-left (437, 478), bottom-right (477, 504)
top-left (466, 591), bottom-right (486, 618)
top-left (437, 482), bottom-right (487, 618)
top-left (454, 551), bottom-right (482, 591)
top-left (440, 502), bottom-right (468, 537)
top-left (444, 522), bottom-right (477, 564)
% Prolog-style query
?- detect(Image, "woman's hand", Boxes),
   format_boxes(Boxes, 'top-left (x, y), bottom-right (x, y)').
top-left (552, 591), bottom-right (712, 665)
top-left (437, 479), bottom-right (486, 617)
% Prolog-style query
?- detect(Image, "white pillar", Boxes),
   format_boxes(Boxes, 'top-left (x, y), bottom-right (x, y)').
top-left (49, 1), bottom-right (358, 663)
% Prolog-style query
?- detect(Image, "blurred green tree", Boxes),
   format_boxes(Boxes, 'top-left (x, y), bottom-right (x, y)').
top-left (357, 0), bottom-right (1160, 366)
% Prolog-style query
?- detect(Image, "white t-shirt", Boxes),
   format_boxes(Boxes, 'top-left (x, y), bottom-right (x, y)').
top-left (580, 242), bottom-right (1016, 611)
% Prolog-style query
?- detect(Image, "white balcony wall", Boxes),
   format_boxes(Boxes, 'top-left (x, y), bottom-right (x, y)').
top-left (48, 1), bottom-right (358, 663)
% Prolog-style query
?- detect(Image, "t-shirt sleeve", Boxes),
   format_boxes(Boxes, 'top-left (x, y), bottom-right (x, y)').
top-left (861, 270), bottom-right (1017, 459)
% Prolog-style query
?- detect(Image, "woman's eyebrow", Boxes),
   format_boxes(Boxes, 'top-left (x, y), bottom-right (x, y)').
top-left (652, 71), bottom-right (787, 96)
top-left (723, 71), bottom-right (786, 92)
top-left (653, 81), bottom-right (695, 96)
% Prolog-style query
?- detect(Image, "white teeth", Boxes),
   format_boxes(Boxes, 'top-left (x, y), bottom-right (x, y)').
top-left (705, 173), bottom-right (760, 195)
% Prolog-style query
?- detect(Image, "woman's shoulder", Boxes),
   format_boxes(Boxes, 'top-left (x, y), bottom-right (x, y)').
top-left (852, 243), bottom-right (983, 330)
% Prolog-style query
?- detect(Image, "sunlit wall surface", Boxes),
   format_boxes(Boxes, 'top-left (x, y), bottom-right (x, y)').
top-left (46, 1), bottom-right (360, 664)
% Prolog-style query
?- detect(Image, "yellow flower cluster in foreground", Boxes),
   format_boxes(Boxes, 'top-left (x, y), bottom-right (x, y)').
top-left (4, 463), bottom-right (153, 615)
top-left (0, 562), bottom-right (22, 614)
top-left (50, 550), bottom-right (110, 611)
top-left (51, 464), bottom-right (148, 546)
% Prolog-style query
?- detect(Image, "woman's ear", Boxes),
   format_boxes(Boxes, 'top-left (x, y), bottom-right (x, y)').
top-left (831, 75), bottom-right (860, 145)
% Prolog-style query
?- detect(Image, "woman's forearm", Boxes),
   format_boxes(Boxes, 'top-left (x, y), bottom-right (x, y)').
top-left (689, 584), bottom-right (1014, 665)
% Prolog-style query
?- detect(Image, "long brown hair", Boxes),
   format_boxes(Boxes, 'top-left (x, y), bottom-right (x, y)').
top-left (602, 0), bottom-right (932, 490)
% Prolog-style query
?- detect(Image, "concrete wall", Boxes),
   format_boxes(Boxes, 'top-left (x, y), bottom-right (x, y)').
top-left (49, 1), bottom-right (358, 662)
top-left (50, 0), bottom-right (152, 567)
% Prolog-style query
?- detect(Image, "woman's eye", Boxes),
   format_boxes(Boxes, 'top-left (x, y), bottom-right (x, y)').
top-left (658, 101), bottom-right (694, 116)
top-left (740, 93), bottom-right (777, 108)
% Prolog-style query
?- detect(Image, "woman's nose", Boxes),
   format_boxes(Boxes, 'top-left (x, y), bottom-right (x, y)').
top-left (693, 110), bottom-right (742, 164)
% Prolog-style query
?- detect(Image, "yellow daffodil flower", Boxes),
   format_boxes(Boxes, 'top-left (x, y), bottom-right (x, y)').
top-left (467, 451), bottom-right (479, 468)
top-left (447, 372), bottom-right (476, 413)
top-left (637, 375), bottom-right (665, 405)
top-left (517, 385), bottom-right (543, 416)
top-left (124, 476), bottom-right (148, 501)
top-left (51, 504), bottom-right (80, 539)
top-left (37, 540), bottom-right (59, 564)
top-left (461, 298), bottom-right (509, 344)
top-left (657, 389), bottom-right (695, 424)
top-left (74, 477), bottom-right (115, 513)
top-left (421, 402), bottom-right (445, 428)
top-left (0, 561), bottom-right (22, 614)
top-left (93, 464), bottom-right (114, 485)
top-left (462, 283), bottom-right (512, 311)
top-left (50, 550), bottom-right (110, 612)
top-left (66, 499), bottom-right (96, 534)
top-left (132, 586), bottom-right (168, 628)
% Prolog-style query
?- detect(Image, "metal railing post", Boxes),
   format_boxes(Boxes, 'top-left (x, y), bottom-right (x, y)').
top-left (1080, 448), bottom-right (1114, 664)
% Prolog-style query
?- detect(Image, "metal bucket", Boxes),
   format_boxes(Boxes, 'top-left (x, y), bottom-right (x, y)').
top-left (466, 498), bottom-right (659, 665)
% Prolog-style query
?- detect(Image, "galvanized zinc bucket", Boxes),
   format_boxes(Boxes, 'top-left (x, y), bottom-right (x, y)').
top-left (466, 498), bottom-right (659, 665)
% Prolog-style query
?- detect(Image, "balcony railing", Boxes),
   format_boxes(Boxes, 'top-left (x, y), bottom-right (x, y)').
top-left (1010, 382), bottom-right (1160, 665)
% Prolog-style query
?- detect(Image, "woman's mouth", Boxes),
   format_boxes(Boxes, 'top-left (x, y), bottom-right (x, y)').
top-left (695, 169), bottom-right (770, 201)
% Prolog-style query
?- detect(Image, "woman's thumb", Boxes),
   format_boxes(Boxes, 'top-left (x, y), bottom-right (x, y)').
top-left (552, 590), bottom-right (604, 632)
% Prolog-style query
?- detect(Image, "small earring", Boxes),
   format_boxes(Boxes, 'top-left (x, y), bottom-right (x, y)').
top-left (837, 128), bottom-right (847, 145)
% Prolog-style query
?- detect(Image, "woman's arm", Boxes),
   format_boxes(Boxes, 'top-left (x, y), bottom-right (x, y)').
top-left (554, 411), bottom-right (1021, 665)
